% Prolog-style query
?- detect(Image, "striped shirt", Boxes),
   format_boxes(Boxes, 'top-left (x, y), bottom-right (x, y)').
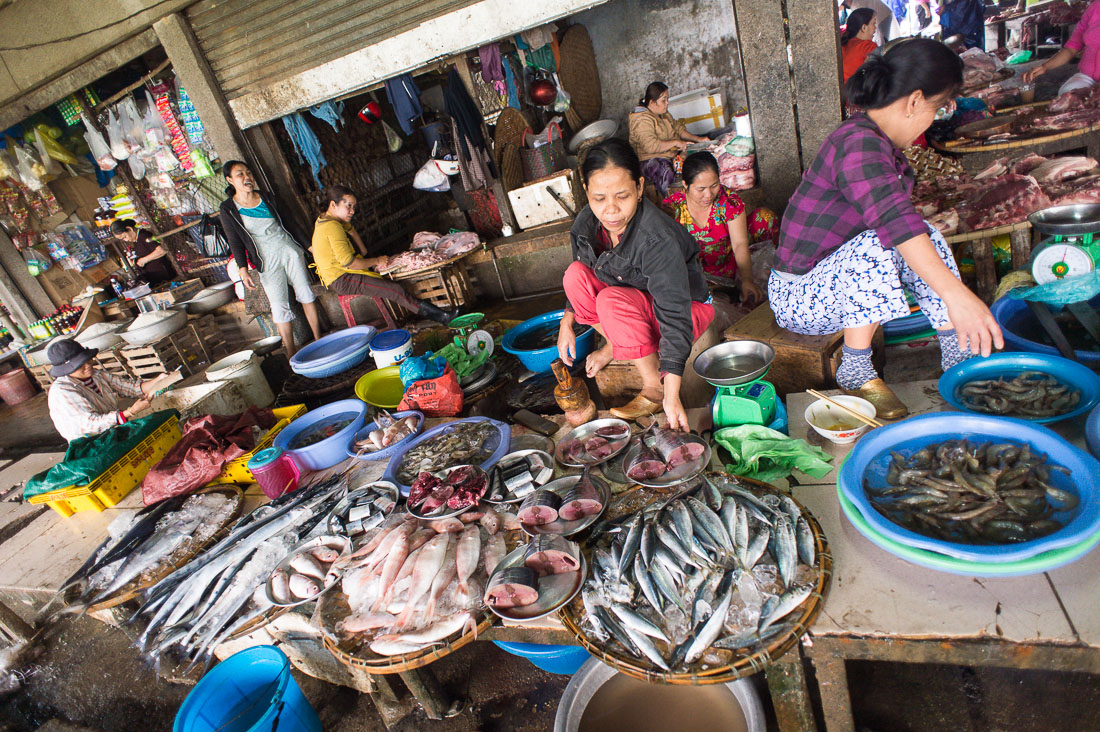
top-left (48, 369), bottom-right (144, 442)
top-left (775, 115), bottom-right (929, 276)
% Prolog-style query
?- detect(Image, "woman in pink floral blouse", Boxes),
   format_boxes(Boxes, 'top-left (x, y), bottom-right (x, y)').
top-left (664, 152), bottom-right (763, 306)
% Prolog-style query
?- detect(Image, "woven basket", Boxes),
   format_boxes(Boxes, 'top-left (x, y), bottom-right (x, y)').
top-left (558, 25), bottom-right (602, 126)
top-left (500, 141), bottom-right (525, 192)
top-left (521, 122), bottom-right (567, 181)
top-left (558, 473), bottom-right (833, 684)
top-left (494, 107), bottom-right (530, 168)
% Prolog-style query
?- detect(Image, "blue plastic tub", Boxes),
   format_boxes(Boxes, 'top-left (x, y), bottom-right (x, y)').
top-left (1087, 404), bottom-right (1100, 459)
top-left (174, 645), bottom-right (320, 732)
top-left (838, 412), bottom-right (1100, 563)
top-left (274, 399), bottom-right (367, 471)
top-left (346, 410), bottom-right (424, 461)
top-left (938, 352), bottom-right (1100, 424)
top-left (492, 641), bottom-right (590, 675)
top-left (502, 310), bottom-right (596, 373)
top-left (289, 325), bottom-right (376, 378)
top-left (991, 295), bottom-right (1100, 364)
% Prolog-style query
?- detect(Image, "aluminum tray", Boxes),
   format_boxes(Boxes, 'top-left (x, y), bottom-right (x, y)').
top-left (265, 535), bottom-right (351, 608)
top-left (619, 432), bottom-right (711, 487)
top-left (554, 418), bottom-right (632, 467)
top-left (521, 474), bottom-right (610, 537)
top-left (486, 541), bottom-right (586, 622)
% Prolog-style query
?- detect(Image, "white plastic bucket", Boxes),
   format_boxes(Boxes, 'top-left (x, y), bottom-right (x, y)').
top-left (206, 350), bottom-right (274, 407)
top-left (368, 329), bottom-right (413, 369)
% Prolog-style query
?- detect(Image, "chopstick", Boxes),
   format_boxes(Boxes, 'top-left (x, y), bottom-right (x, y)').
top-left (806, 389), bottom-right (885, 429)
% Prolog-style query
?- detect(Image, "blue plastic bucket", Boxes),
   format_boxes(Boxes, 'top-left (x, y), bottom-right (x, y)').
top-left (492, 641), bottom-right (590, 675)
top-left (174, 645), bottom-right (320, 732)
top-left (991, 295), bottom-right (1100, 364)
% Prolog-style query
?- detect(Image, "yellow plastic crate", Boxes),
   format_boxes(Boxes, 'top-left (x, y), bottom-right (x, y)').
top-left (29, 419), bottom-right (183, 518)
top-left (209, 405), bottom-right (306, 485)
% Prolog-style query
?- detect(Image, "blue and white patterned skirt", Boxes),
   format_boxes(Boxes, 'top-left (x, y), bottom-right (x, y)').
top-left (768, 224), bottom-right (956, 336)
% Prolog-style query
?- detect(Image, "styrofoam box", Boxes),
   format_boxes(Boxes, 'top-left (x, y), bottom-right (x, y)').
top-left (506, 169), bottom-right (583, 231)
top-left (669, 88), bottom-right (726, 135)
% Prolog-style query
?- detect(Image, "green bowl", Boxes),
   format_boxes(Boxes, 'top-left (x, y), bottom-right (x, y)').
top-left (837, 485), bottom-right (1100, 577)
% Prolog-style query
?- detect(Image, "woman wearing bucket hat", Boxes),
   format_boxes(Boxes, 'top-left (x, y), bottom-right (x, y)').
top-left (46, 339), bottom-right (161, 442)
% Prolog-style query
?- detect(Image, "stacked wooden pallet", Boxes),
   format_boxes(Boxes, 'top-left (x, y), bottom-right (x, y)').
top-left (94, 346), bottom-right (132, 379)
top-left (391, 258), bottom-right (479, 308)
top-left (26, 363), bottom-right (52, 389)
top-left (186, 314), bottom-right (228, 365)
top-left (120, 327), bottom-right (205, 378)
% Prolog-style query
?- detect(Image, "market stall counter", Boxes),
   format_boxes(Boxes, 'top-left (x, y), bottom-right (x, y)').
top-left (770, 383), bottom-right (1099, 732)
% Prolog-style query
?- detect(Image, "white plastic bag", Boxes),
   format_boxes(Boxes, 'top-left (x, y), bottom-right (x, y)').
top-left (153, 145), bottom-right (180, 172)
top-left (82, 116), bottom-right (117, 172)
top-left (127, 153), bottom-right (146, 180)
top-left (0, 146), bottom-right (16, 180)
top-left (412, 159), bottom-right (450, 191)
top-left (143, 90), bottom-right (169, 148)
top-left (106, 108), bottom-right (130, 160)
top-left (551, 73), bottom-right (572, 114)
top-left (34, 128), bottom-right (60, 175)
top-left (119, 98), bottom-right (144, 154)
top-left (13, 144), bottom-right (46, 191)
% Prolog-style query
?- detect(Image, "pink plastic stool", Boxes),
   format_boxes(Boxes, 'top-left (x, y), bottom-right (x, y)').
top-left (339, 294), bottom-right (399, 330)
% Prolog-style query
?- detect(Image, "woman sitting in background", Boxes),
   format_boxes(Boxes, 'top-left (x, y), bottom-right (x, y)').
top-left (111, 219), bottom-right (175, 286)
top-left (311, 185), bottom-right (456, 324)
top-left (628, 82), bottom-right (708, 195)
top-left (664, 152), bottom-right (762, 306)
top-left (841, 8), bottom-right (879, 82)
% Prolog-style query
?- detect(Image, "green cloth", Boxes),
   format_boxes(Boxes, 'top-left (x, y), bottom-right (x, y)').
top-left (25, 410), bottom-right (179, 498)
top-left (713, 424), bottom-right (833, 484)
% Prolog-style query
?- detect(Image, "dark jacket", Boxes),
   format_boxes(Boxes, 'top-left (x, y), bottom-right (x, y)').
top-left (219, 191), bottom-right (309, 273)
top-left (568, 198), bottom-right (710, 376)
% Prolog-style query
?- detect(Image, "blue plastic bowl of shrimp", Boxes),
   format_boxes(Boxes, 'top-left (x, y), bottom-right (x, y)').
top-left (837, 412), bottom-right (1100, 563)
top-left (938, 352), bottom-right (1100, 424)
top-left (502, 310), bottom-right (596, 374)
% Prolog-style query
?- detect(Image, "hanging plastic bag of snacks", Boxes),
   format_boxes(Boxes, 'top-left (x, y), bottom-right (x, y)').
top-left (118, 97), bottom-right (145, 155)
top-left (33, 128), bottom-right (61, 175)
top-left (128, 153), bottom-right (147, 180)
top-left (13, 145), bottom-right (46, 191)
top-left (153, 145), bottom-right (180, 172)
top-left (37, 187), bottom-right (62, 216)
top-left (106, 108), bottom-right (130, 160)
top-left (82, 114), bottom-right (117, 171)
top-left (0, 146), bottom-right (15, 181)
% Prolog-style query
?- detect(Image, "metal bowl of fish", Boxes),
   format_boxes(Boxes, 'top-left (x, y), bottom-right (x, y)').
top-left (559, 474), bottom-right (830, 681)
top-left (519, 472), bottom-right (610, 537)
top-left (266, 535), bottom-right (352, 608)
top-left (620, 425), bottom-right (711, 487)
top-left (328, 481), bottom-right (401, 537)
top-left (407, 465), bottom-right (489, 520)
top-left (555, 419), bottom-right (633, 467)
top-left (692, 340), bottom-right (775, 387)
top-left (485, 536), bottom-right (587, 622)
top-left (485, 450), bottom-right (556, 504)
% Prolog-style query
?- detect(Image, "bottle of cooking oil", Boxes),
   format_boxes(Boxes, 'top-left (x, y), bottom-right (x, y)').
top-left (551, 358), bottom-right (597, 426)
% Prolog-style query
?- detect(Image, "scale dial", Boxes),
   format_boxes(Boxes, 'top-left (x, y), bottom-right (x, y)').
top-left (1031, 244), bottom-right (1095, 285)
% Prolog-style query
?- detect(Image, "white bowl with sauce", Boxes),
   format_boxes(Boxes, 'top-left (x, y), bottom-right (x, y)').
top-left (804, 395), bottom-right (877, 445)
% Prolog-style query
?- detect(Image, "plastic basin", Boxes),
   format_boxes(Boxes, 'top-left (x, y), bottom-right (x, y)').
top-left (173, 645), bottom-right (320, 732)
top-left (1087, 404), bottom-right (1100, 459)
top-left (990, 294), bottom-right (1100, 364)
top-left (354, 366), bottom-right (405, 409)
top-left (502, 310), bottom-right (595, 374)
top-left (492, 641), bottom-right (590, 675)
top-left (838, 412), bottom-right (1100, 563)
top-left (938, 352), bottom-right (1100, 424)
top-left (383, 416), bottom-right (511, 495)
top-left (346, 410), bottom-right (424, 461)
top-left (273, 399), bottom-right (366, 471)
top-left (289, 326), bottom-right (376, 378)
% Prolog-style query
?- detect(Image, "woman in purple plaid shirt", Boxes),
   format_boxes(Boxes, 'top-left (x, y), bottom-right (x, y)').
top-left (771, 39), bottom-right (1003, 419)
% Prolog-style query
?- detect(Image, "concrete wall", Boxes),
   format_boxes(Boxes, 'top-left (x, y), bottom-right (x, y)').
top-left (572, 0), bottom-right (746, 132)
top-left (0, 0), bottom-right (191, 119)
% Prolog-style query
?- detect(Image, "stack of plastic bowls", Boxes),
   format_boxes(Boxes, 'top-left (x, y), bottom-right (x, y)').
top-left (837, 413), bottom-right (1100, 576)
top-left (289, 326), bottom-right (376, 378)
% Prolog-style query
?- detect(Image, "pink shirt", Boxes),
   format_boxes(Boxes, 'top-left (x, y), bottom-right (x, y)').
top-left (1066, 0), bottom-right (1100, 80)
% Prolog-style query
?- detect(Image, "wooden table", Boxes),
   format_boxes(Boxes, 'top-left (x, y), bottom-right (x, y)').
top-left (767, 383), bottom-right (1100, 732)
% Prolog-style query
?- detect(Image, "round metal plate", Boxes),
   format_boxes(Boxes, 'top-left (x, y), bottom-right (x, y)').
top-left (1028, 203), bottom-right (1100, 236)
top-left (406, 465), bottom-right (487, 520)
top-left (554, 419), bottom-right (632, 467)
top-left (265, 535), bottom-right (351, 608)
top-left (486, 543), bottom-right (586, 622)
top-left (619, 433), bottom-right (712, 488)
top-left (521, 474), bottom-right (610, 537)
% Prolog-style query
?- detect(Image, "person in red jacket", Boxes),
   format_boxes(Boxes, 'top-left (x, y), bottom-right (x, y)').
top-left (842, 8), bottom-right (880, 82)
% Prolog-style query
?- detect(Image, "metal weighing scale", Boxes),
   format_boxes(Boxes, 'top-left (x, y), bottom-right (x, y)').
top-left (448, 312), bottom-right (495, 357)
top-left (1024, 204), bottom-right (1100, 358)
top-left (692, 340), bottom-right (783, 428)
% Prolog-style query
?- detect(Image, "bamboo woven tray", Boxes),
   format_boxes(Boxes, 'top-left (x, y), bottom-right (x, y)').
top-left (226, 605), bottom-right (293, 643)
top-left (559, 473), bottom-right (833, 685)
top-left (945, 219), bottom-right (1032, 244)
top-left (384, 249), bottom-right (477, 280)
top-left (87, 485), bottom-right (245, 613)
top-left (558, 25), bottom-right (602, 126)
top-left (934, 122), bottom-right (1100, 153)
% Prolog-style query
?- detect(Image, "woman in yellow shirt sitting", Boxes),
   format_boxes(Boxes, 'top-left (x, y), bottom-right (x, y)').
top-left (311, 185), bottom-right (456, 324)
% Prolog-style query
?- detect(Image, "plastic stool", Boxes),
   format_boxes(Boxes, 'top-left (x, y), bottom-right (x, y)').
top-left (339, 294), bottom-right (399, 330)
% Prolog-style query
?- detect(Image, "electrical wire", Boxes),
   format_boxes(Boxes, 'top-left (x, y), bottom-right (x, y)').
top-left (0, 0), bottom-right (176, 51)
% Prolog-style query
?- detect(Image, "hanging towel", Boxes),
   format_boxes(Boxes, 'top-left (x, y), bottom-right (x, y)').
top-left (521, 24), bottom-right (556, 50)
top-left (503, 54), bottom-right (522, 110)
top-left (384, 73), bottom-right (423, 136)
top-left (451, 118), bottom-right (492, 191)
top-left (309, 101), bottom-right (345, 132)
top-left (526, 44), bottom-right (557, 72)
top-left (443, 66), bottom-right (497, 180)
top-left (479, 43), bottom-right (506, 95)
top-left (281, 112), bottom-right (326, 187)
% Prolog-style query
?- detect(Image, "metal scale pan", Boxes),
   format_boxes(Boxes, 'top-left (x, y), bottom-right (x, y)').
top-left (692, 340), bottom-right (776, 387)
top-left (1028, 203), bottom-right (1100, 237)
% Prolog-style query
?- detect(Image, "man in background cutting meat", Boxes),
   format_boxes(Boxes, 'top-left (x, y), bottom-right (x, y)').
top-left (1024, 0), bottom-right (1100, 95)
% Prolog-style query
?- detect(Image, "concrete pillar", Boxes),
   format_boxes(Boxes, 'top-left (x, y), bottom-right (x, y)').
top-left (153, 13), bottom-right (246, 163)
top-left (787, 0), bottom-right (844, 166)
top-left (0, 231), bottom-right (51, 323)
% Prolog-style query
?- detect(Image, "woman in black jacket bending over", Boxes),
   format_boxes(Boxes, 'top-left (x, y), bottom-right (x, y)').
top-left (556, 139), bottom-right (714, 431)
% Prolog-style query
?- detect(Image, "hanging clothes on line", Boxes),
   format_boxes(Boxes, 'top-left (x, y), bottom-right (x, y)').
top-left (503, 54), bottom-right (522, 109)
top-left (281, 112), bottom-right (327, 187)
top-left (308, 101), bottom-right (345, 132)
top-left (450, 119), bottom-right (492, 190)
top-left (444, 65), bottom-right (498, 186)
top-left (384, 73), bottom-right (423, 136)
top-left (479, 43), bottom-right (507, 96)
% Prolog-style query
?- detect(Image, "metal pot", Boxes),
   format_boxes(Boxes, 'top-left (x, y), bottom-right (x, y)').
top-left (554, 658), bottom-right (766, 732)
top-left (182, 281), bottom-right (236, 314)
top-left (250, 336), bottom-right (284, 356)
top-left (121, 309), bottom-right (188, 346)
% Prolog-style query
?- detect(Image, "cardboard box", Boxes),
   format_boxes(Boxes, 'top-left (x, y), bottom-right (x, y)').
top-left (37, 266), bottom-right (89, 307)
top-left (669, 88), bottom-right (726, 135)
